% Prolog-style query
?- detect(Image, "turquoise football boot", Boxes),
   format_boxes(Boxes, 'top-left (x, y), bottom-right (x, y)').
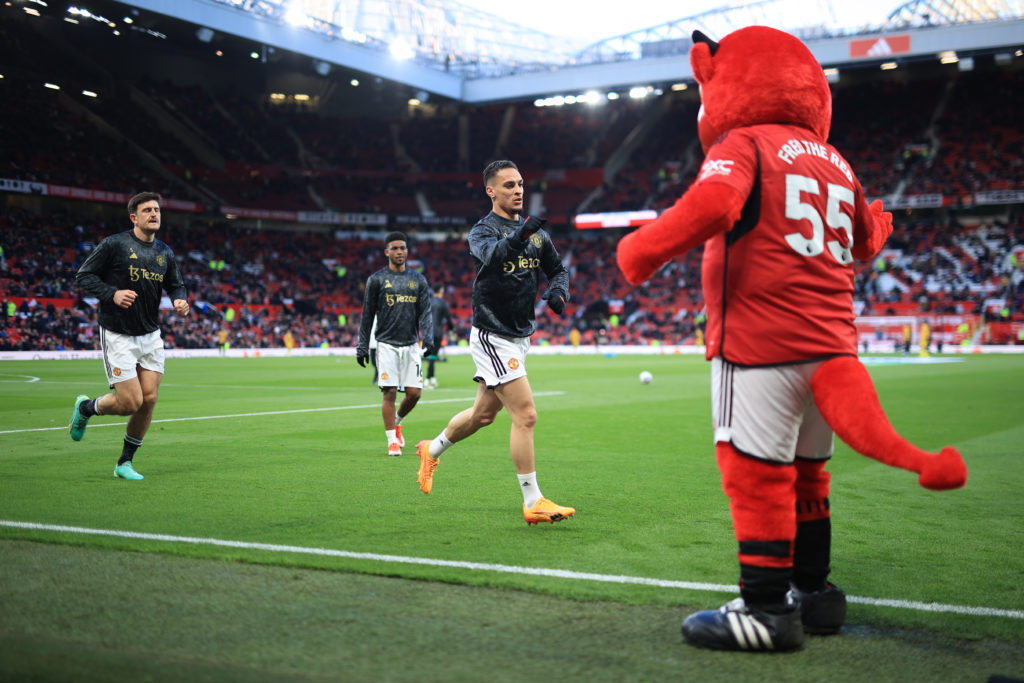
top-left (113, 462), bottom-right (144, 480)
top-left (69, 395), bottom-right (91, 441)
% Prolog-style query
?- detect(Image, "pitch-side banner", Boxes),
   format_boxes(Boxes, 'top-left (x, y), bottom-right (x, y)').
top-left (575, 210), bottom-right (659, 230)
top-left (5, 343), bottom-right (1024, 362)
top-left (220, 206), bottom-right (389, 225)
top-left (0, 177), bottom-right (202, 212)
top-left (975, 190), bottom-right (1024, 206)
top-left (878, 194), bottom-right (945, 209)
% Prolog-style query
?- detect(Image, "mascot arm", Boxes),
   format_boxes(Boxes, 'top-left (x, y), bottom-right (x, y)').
top-left (850, 199), bottom-right (893, 261)
top-left (616, 182), bottom-right (745, 286)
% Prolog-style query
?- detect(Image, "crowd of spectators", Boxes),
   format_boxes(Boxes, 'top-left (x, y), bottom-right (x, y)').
top-left (2, 4), bottom-right (1024, 351)
top-left (2, 204), bottom-right (1021, 352)
top-left (5, 14), bottom-right (1024, 221)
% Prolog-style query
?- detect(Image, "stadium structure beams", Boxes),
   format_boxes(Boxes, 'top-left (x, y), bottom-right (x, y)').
top-left (571, 0), bottom-right (1024, 62)
top-left (121, 0), bottom-right (1023, 103)
top-left (463, 17), bottom-right (1024, 101)
top-left (573, 0), bottom-right (845, 63)
top-left (124, 0), bottom-right (464, 99)
top-left (883, 0), bottom-right (1024, 28)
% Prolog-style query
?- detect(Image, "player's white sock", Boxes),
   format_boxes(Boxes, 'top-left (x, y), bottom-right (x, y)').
top-left (386, 429), bottom-right (398, 445)
top-left (395, 413), bottom-right (404, 426)
top-left (518, 472), bottom-right (542, 508)
top-left (428, 431), bottom-right (453, 458)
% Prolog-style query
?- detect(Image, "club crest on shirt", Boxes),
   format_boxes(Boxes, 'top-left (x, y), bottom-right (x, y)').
top-left (112, 367), bottom-right (122, 376)
top-left (381, 372), bottom-right (389, 381)
top-left (507, 358), bottom-right (520, 370)
top-left (531, 235), bottom-right (542, 248)
top-left (408, 281), bottom-right (416, 289)
top-left (156, 255), bottom-right (165, 267)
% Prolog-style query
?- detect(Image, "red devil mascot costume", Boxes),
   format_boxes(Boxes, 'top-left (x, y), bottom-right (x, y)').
top-left (616, 27), bottom-right (967, 652)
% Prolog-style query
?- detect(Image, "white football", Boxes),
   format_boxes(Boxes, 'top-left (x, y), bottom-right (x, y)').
top-left (639, 371), bottom-right (653, 384)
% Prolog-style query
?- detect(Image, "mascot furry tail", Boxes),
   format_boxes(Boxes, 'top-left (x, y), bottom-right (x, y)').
top-left (812, 356), bottom-right (967, 490)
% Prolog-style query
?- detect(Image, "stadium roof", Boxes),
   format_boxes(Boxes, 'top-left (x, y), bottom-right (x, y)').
top-left (96, 0), bottom-right (1024, 101)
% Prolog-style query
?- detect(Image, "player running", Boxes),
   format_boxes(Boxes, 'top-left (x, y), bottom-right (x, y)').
top-left (68, 192), bottom-right (190, 480)
top-left (415, 160), bottom-right (574, 525)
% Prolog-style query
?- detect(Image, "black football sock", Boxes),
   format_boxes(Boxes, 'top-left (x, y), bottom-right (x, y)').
top-left (739, 564), bottom-right (793, 614)
top-left (793, 518), bottom-right (832, 592)
top-left (118, 435), bottom-right (143, 465)
top-left (80, 399), bottom-right (100, 417)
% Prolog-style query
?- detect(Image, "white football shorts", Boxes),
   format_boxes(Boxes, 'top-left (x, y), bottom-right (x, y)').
top-left (376, 340), bottom-right (423, 390)
top-left (99, 327), bottom-right (165, 387)
top-left (711, 357), bottom-right (834, 464)
top-left (470, 327), bottom-right (529, 389)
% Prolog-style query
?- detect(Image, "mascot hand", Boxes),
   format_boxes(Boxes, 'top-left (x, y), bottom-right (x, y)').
top-left (918, 446), bottom-right (968, 491)
top-left (869, 200), bottom-right (894, 243)
top-left (616, 229), bottom-right (664, 285)
top-left (616, 183), bottom-right (744, 286)
top-left (853, 200), bottom-right (894, 260)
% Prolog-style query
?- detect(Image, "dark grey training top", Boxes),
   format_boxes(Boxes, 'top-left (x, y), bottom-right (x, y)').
top-left (356, 267), bottom-right (433, 354)
top-left (468, 211), bottom-right (569, 338)
top-left (76, 230), bottom-right (187, 336)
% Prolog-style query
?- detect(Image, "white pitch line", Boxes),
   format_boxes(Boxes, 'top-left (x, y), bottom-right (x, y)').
top-left (0, 391), bottom-right (567, 436)
top-left (1, 520), bottom-right (1020, 620)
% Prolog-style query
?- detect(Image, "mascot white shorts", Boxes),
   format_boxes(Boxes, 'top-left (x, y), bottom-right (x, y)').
top-left (711, 357), bottom-right (834, 463)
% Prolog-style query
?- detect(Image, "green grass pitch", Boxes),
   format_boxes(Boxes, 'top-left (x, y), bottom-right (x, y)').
top-left (1, 352), bottom-right (1022, 680)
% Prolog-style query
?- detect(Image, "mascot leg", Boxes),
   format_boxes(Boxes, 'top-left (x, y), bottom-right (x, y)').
top-left (681, 443), bottom-right (804, 651)
top-left (792, 459), bottom-right (846, 634)
top-left (716, 442), bottom-right (797, 611)
top-left (811, 356), bottom-right (967, 490)
top-left (793, 459), bottom-right (831, 592)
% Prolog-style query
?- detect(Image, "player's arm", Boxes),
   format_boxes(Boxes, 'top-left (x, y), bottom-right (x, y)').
top-left (468, 218), bottom-right (542, 269)
top-left (539, 236), bottom-right (570, 315)
top-left (75, 239), bottom-right (119, 302)
top-left (356, 276), bottom-right (378, 358)
top-left (418, 280), bottom-right (434, 352)
top-left (443, 301), bottom-right (454, 332)
top-left (468, 223), bottom-right (508, 269)
top-left (163, 254), bottom-right (190, 316)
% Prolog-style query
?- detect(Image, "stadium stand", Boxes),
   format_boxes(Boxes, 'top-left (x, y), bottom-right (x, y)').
top-left (2, 2), bottom-right (1023, 351)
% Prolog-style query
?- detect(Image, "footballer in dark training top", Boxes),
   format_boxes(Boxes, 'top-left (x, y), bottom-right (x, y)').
top-left (77, 230), bottom-right (187, 336)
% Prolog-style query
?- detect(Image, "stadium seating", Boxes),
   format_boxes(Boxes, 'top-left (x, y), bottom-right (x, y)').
top-left (3, 202), bottom-right (1020, 351)
top-left (2, 6), bottom-right (1023, 350)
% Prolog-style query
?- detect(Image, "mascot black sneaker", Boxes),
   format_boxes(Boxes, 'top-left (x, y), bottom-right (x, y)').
top-left (789, 582), bottom-right (847, 635)
top-left (681, 598), bottom-right (805, 652)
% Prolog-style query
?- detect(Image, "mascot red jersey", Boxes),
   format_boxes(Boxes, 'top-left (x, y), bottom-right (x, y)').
top-left (616, 26), bottom-right (967, 652)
